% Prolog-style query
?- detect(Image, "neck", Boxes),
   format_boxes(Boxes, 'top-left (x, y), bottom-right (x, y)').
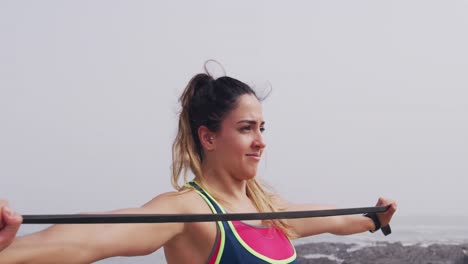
top-left (200, 166), bottom-right (247, 199)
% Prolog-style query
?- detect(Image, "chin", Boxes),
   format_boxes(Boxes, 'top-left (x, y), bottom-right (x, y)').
top-left (233, 164), bottom-right (258, 181)
top-left (241, 170), bottom-right (257, 180)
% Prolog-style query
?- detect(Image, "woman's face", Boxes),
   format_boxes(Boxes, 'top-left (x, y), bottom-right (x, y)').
top-left (214, 94), bottom-right (266, 180)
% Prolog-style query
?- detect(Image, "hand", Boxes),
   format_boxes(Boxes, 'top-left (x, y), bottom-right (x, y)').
top-left (375, 197), bottom-right (397, 228)
top-left (0, 200), bottom-right (22, 252)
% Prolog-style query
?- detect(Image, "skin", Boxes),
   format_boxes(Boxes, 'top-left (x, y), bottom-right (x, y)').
top-left (0, 201), bottom-right (22, 252)
top-left (0, 94), bottom-right (397, 263)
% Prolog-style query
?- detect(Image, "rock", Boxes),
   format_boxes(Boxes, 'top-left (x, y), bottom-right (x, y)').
top-left (295, 242), bottom-right (467, 264)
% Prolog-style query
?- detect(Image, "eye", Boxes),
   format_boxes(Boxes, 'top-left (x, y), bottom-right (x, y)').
top-left (241, 126), bottom-right (252, 132)
top-left (240, 125), bottom-right (265, 133)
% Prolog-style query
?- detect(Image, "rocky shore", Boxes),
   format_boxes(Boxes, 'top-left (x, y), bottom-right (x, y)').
top-left (295, 242), bottom-right (468, 264)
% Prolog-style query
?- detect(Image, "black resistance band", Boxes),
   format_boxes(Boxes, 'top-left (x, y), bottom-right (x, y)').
top-left (22, 206), bottom-right (391, 235)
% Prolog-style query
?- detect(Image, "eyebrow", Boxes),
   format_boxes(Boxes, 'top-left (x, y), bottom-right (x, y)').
top-left (237, 120), bottom-right (265, 126)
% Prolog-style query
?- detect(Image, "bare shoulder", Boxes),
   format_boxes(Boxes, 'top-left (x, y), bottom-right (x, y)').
top-left (142, 187), bottom-right (209, 214)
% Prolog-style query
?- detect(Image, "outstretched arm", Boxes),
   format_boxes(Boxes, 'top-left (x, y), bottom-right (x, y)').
top-left (0, 192), bottom-right (186, 264)
top-left (275, 197), bottom-right (397, 238)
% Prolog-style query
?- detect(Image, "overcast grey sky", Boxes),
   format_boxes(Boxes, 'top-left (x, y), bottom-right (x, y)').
top-left (1, 0), bottom-right (467, 229)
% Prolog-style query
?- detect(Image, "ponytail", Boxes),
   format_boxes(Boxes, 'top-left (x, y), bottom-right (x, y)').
top-left (171, 74), bottom-right (211, 190)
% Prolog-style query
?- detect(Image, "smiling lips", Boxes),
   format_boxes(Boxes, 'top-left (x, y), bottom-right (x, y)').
top-left (246, 153), bottom-right (261, 161)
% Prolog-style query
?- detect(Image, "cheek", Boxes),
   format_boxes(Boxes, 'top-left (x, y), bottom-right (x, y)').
top-left (225, 135), bottom-right (251, 154)
top-left (216, 137), bottom-right (251, 166)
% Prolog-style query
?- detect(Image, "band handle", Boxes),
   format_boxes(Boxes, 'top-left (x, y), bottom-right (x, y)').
top-left (364, 212), bottom-right (392, 236)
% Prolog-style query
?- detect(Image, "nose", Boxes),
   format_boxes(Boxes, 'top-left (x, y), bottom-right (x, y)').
top-left (253, 132), bottom-right (266, 149)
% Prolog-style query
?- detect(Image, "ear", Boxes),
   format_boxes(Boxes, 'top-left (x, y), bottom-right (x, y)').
top-left (198, 126), bottom-right (216, 151)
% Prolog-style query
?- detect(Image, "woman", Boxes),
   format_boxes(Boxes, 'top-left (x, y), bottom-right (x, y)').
top-left (0, 67), bottom-right (397, 263)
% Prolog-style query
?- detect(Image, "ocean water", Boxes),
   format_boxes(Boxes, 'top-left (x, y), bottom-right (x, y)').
top-left (295, 214), bottom-right (468, 256)
top-left (17, 215), bottom-right (468, 263)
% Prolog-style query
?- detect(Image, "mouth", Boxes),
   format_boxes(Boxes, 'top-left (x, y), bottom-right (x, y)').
top-left (246, 153), bottom-right (261, 161)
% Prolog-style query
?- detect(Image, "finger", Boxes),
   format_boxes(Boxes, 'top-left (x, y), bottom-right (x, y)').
top-left (3, 207), bottom-right (23, 225)
top-left (0, 203), bottom-right (6, 230)
top-left (387, 202), bottom-right (397, 214)
top-left (377, 197), bottom-right (384, 206)
top-left (377, 198), bottom-right (397, 209)
top-left (377, 197), bottom-right (392, 207)
top-left (0, 200), bottom-right (9, 215)
top-left (0, 200), bottom-right (10, 206)
top-left (0, 207), bottom-right (22, 245)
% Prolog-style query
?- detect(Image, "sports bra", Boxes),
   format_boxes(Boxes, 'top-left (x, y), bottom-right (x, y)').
top-left (188, 181), bottom-right (298, 264)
